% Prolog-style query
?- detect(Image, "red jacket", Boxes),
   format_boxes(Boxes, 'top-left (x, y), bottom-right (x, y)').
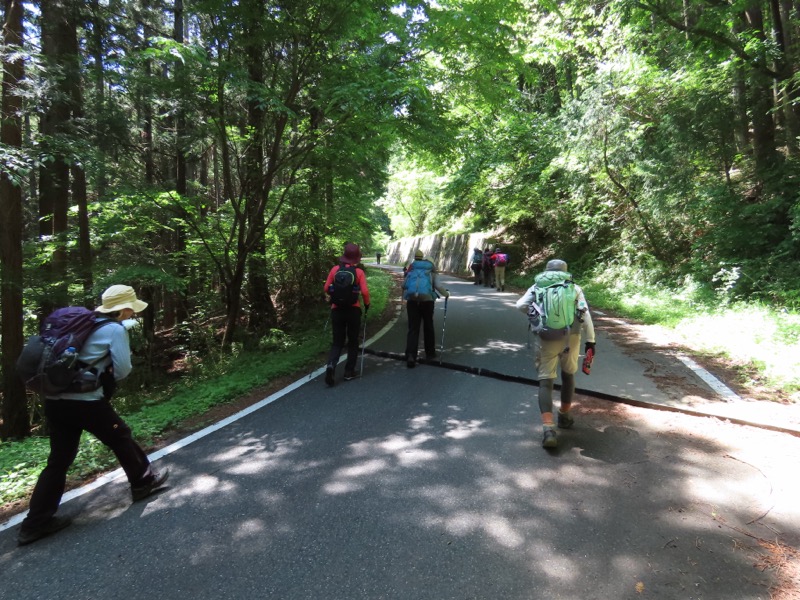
top-left (324, 263), bottom-right (371, 308)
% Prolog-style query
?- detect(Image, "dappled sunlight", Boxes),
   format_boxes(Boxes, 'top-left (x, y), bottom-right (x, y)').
top-left (322, 480), bottom-right (363, 495)
top-left (232, 517), bottom-right (268, 540)
top-left (409, 414), bottom-right (434, 429)
top-left (397, 448), bottom-right (440, 466)
top-left (446, 338), bottom-right (529, 358)
top-left (227, 454), bottom-right (279, 475)
top-left (323, 459), bottom-right (389, 495)
top-left (444, 418), bottom-right (486, 439)
top-left (380, 432), bottom-right (437, 453)
top-left (526, 543), bottom-right (580, 583)
top-left (207, 436), bottom-right (308, 478)
top-left (210, 440), bottom-right (264, 462)
top-left (423, 510), bottom-right (526, 548)
top-left (335, 458), bottom-right (389, 479)
top-left (486, 339), bottom-right (526, 351)
top-left (511, 471), bottom-right (538, 491)
top-left (176, 474), bottom-right (237, 500)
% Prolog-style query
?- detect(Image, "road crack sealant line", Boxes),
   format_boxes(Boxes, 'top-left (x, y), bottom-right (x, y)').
top-left (363, 348), bottom-right (800, 439)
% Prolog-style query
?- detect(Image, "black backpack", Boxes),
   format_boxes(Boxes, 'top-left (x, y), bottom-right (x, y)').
top-left (16, 307), bottom-right (118, 395)
top-left (328, 265), bottom-right (360, 307)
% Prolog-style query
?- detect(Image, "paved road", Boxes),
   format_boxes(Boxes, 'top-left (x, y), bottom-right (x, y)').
top-left (1, 268), bottom-right (798, 599)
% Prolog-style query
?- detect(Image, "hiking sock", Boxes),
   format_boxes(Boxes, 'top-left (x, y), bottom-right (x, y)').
top-left (538, 379), bottom-right (555, 415)
top-left (561, 372), bottom-right (575, 406)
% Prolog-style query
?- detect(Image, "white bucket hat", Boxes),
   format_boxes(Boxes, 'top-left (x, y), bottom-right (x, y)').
top-left (95, 285), bottom-right (148, 314)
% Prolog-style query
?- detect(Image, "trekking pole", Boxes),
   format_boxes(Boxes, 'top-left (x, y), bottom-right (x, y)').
top-left (439, 293), bottom-right (449, 364)
top-left (359, 308), bottom-right (368, 377)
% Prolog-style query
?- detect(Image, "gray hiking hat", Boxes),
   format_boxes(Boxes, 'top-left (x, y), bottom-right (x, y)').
top-left (546, 259), bottom-right (568, 272)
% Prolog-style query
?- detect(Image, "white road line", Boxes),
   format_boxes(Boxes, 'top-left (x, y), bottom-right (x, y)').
top-left (675, 353), bottom-right (742, 402)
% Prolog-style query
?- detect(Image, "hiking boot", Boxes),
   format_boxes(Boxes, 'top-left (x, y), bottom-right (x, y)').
top-left (542, 428), bottom-right (558, 449)
top-left (131, 469), bottom-right (169, 502)
top-left (325, 366), bottom-right (335, 387)
top-left (557, 411), bottom-right (574, 429)
top-left (18, 516), bottom-right (72, 547)
top-left (344, 370), bottom-right (358, 381)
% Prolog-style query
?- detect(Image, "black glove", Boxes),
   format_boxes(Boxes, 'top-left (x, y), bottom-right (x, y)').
top-left (364, 304), bottom-right (370, 313)
top-left (585, 341), bottom-right (596, 354)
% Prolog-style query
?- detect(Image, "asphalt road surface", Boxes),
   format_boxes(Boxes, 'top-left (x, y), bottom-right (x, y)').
top-left (1, 268), bottom-right (798, 599)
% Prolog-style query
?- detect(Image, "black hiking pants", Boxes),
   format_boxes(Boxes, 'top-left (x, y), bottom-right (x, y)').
top-left (405, 300), bottom-right (436, 360)
top-left (21, 399), bottom-right (154, 532)
top-left (328, 306), bottom-right (362, 373)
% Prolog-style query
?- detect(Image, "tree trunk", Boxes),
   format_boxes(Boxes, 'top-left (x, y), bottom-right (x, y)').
top-left (39, 0), bottom-right (74, 312)
top-left (66, 4), bottom-right (92, 302)
top-left (743, 8), bottom-right (781, 176)
top-left (88, 0), bottom-right (108, 198)
top-left (1, 0), bottom-right (30, 438)
top-left (140, 0), bottom-right (155, 184)
top-left (173, 0), bottom-right (188, 325)
top-left (243, 0), bottom-right (277, 336)
top-left (776, 0), bottom-right (800, 156)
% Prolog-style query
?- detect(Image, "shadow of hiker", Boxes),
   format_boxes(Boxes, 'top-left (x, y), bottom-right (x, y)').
top-left (575, 425), bottom-right (648, 464)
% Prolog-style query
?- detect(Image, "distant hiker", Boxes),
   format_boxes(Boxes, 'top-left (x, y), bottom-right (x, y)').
top-left (469, 247), bottom-right (483, 285)
top-left (515, 259), bottom-right (596, 449)
top-left (403, 249), bottom-right (450, 368)
top-left (376, 251), bottom-right (382, 264)
top-left (18, 285), bottom-right (169, 546)
top-left (324, 243), bottom-right (371, 385)
top-left (492, 247), bottom-right (509, 292)
top-left (482, 247), bottom-right (495, 288)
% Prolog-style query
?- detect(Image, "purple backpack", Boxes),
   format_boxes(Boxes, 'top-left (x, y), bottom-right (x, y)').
top-left (16, 307), bottom-right (118, 395)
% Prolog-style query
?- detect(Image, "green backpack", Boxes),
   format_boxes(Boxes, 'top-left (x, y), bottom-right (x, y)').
top-left (527, 271), bottom-right (577, 340)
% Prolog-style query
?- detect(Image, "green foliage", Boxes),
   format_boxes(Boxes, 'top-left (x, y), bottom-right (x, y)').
top-left (0, 437), bottom-right (50, 505)
top-left (584, 263), bottom-right (800, 393)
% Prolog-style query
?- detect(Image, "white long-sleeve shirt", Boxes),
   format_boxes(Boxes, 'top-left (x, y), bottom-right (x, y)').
top-left (52, 319), bottom-right (131, 401)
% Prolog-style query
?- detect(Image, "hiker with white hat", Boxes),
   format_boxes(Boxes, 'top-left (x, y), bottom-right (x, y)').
top-left (18, 285), bottom-right (169, 546)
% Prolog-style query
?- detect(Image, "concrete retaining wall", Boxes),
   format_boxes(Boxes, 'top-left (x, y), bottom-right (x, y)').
top-left (386, 232), bottom-right (501, 275)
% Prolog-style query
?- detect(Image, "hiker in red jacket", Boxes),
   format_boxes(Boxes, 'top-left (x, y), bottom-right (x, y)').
top-left (492, 247), bottom-right (509, 292)
top-left (323, 243), bottom-right (371, 386)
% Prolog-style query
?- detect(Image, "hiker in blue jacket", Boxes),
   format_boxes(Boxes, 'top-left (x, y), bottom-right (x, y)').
top-left (515, 259), bottom-right (596, 449)
top-left (403, 249), bottom-right (450, 368)
top-left (469, 248), bottom-right (483, 285)
top-left (18, 285), bottom-right (169, 546)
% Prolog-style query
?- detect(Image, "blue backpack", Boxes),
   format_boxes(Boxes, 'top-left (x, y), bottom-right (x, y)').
top-left (403, 260), bottom-right (437, 301)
